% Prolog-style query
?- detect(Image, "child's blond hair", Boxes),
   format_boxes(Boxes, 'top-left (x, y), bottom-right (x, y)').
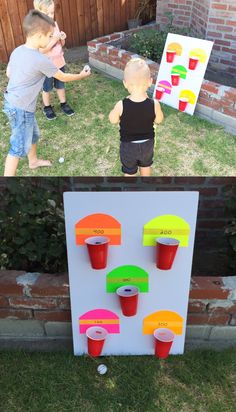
top-left (33, 0), bottom-right (54, 12)
top-left (124, 58), bottom-right (151, 82)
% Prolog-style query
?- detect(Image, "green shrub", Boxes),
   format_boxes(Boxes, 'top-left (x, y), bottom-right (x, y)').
top-left (129, 15), bottom-right (190, 62)
top-left (0, 179), bottom-right (67, 273)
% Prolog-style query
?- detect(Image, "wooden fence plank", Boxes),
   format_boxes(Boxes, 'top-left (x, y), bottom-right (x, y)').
top-left (76, 0), bottom-right (86, 44)
top-left (0, 0), bottom-right (141, 63)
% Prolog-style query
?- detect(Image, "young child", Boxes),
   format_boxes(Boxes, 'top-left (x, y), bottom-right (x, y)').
top-left (3, 10), bottom-right (91, 176)
top-left (33, 0), bottom-right (73, 120)
top-left (109, 58), bottom-right (164, 177)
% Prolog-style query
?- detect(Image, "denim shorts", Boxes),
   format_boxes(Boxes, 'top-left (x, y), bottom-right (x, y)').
top-left (43, 65), bottom-right (65, 92)
top-left (120, 139), bottom-right (154, 175)
top-left (3, 99), bottom-right (40, 158)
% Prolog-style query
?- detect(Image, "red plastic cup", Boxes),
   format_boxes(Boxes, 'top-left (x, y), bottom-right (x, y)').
top-left (86, 326), bottom-right (108, 357)
top-left (85, 236), bottom-right (110, 270)
top-left (116, 285), bottom-right (139, 317)
top-left (155, 86), bottom-right (165, 100)
top-left (156, 237), bottom-right (180, 270)
top-left (179, 97), bottom-right (189, 112)
top-left (166, 50), bottom-right (176, 63)
top-left (154, 328), bottom-right (175, 359)
top-left (171, 73), bottom-right (180, 86)
top-left (189, 56), bottom-right (199, 70)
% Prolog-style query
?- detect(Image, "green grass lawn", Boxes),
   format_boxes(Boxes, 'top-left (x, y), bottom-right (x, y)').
top-left (0, 349), bottom-right (236, 412)
top-left (0, 63), bottom-right (235, 176)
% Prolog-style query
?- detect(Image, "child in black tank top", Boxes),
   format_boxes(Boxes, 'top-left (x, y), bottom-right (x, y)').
top-left (109, 58), bottom-right (164, 176)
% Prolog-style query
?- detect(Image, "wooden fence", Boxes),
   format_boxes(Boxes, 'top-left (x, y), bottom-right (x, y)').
top-left (0, 0), bottom-right (140, 63)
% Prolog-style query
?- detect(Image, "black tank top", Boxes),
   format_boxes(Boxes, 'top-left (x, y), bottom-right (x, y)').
top-left (120, 98), bottom-right (155, 142)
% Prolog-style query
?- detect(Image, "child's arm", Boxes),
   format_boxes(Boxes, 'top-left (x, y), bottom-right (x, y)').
top-left (154, 101), bottom-right (164, 124)
top-left (39, 34), bottom-right (61, 54)
top-left (6, 65), bottom-right (10, 78)
top-left (109, 100), bottom-right (123, 124)
top-left (54, 66), bottom-right (91, 82)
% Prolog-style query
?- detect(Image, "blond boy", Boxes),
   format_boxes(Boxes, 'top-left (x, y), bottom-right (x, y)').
top-left (109, 58), bottom-right (163, 177)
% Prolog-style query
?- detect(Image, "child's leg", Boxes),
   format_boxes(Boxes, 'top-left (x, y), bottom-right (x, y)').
top-left (42, 91), bottom-right (51, 107)
top-left (4, 155), bottom-right (20, 176)
top-left (55, 67), bottom-right (75, 116)
top-left (28, 144), bottom-right (52, 169)
top-left (140, 166), bottom-right (152, 177)
top-left (43, 77), bottom-right (56, 120)
top-left (28, 118), bottom-right (52, 169)
top-left (120, 142), bottom-right (138, 177)
top-left (56, 87), bottom-right (66, 104)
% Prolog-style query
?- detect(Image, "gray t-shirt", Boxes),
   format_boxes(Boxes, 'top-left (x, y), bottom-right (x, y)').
top-left (5, 45), bottom-right (58, 112)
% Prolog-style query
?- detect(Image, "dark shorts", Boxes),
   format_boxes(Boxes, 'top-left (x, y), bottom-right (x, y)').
top-left (120, 139), bottom-right (154, 175)
top-left (43, 65), bottom-right (65, 92)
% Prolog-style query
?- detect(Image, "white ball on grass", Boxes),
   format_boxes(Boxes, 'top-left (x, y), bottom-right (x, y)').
top-left (97, 364), bottom-right (107, 375)
top-left (59, 157), bottom-right (64, 164)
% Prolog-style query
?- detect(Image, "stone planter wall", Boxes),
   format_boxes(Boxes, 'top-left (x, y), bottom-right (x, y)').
top-left (0, 271), bottom-right (236, 352)
top-left (87, 24), bottom-right (236, 135)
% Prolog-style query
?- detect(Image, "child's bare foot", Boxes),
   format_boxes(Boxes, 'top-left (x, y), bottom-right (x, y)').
top-left (29, 159), bottom-right (52, 170)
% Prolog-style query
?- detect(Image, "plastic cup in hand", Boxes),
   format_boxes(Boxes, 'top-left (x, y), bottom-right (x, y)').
top-left (85, 236), bottom-right (110, 270)
top-left (156, 238), bottom-right (180, 270)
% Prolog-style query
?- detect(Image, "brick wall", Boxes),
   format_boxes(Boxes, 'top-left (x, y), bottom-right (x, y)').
top-left (87, 26), bottom-right (236, 129)
top-left (0, 177), bottom-right (235, 276)
top-left (206, 0), bottom-right (236, 79)
top-left (156, 0), bottom-right (193, 28)
top-left (190, 0), bottom-right (210, 37)
top-left (156, 0), bottom-right (236, 80)
top-left (0, 271), bottom-right (236, 350)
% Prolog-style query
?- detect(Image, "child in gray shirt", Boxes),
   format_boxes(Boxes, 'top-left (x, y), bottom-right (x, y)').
top-left (3, 9), bottom-right (91, 176)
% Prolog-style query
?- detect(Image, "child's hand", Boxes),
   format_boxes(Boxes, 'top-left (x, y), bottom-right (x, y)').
top-left (80, 66), bottom-right (91, 79)
top-left (60, 31), bottom-right (67, 41)
top-left (53, 33), bottom-right (62, 42)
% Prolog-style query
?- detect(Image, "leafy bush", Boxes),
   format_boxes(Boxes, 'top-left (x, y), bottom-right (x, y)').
top-left (0, 179), bottom-right (67, 273)
top-left (225, 184), bottom-right (236, 271)
top-left (129, 14), bottom-right (190, 62)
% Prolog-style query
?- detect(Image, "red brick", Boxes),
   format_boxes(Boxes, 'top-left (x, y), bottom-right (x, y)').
top-left (225, 34), bottom-right (236, 41)
top-left (0, 271), bottom-right (25, 296)
top-left (187, 313), bottom-right (230, 325)
top-left (224, 89), bottom-right (236, 101)
top-left (226, 20), bottom-right (236, 26)
top-left (216, 25), bottom-right (234, 32)
top-left (0, 296), bottom-right (9, 307)
top-left (87, 41), bottom-right (97, 48)
top-left (209, 18), bottom-right (225, 24)
top-left (201, 82), bottom-right (219, 94)
top-left (188, 300), bottom-right (207, 313)
top-left (207, 177), bottom-right (236, 185)
top-left (34, 310), bottom-right (71, 322)
top-left (211, 3), bottom-right (228, 10)
top-left (57, 298), bottom-right (71, 310)
top-left (108, 48), bottom-right (119, 57)
top-left (208, 302), bottom-right (236, 314)
top-left (194, 187), bottom-right (218, 196)
top-left (30, 273), bottom-right (69, 297)
top-left (174, 177), bottom-right (206, 185)
top-left (198, 220), bottom-right (226, 229)
top-left (214, 39), bottom-right (231, 46)
top-left (9, 297), bottom-right (58, 310)
top-left (222, 107), bottom-right (236, 118)
top-left (97, 36), bottom-right (110, 43)
top-left (0, 309), bottom-right (32, 319)
top-left (201, 199), bottom-right (225, 208)
top-left (190, 277), bottom-right (230, 299)
top-left (207, 31), bottom-right (223, 38)
top-left (229, 6), bottom-right (236, 12)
